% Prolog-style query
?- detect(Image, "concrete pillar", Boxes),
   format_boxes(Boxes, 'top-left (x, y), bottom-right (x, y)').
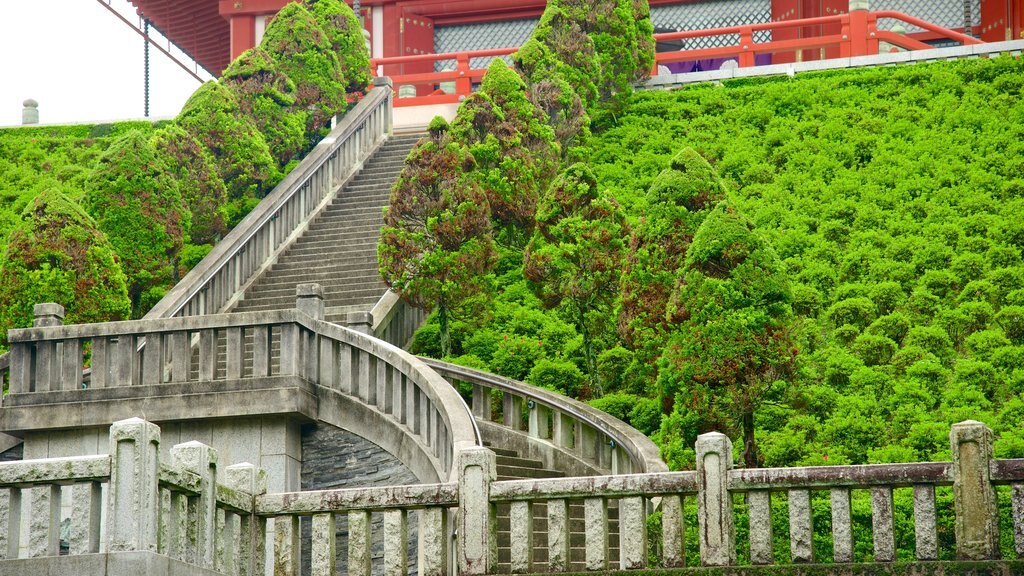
top-left (620, 496), bottom-right (647, 569)
top-left (348, 510), bottom-right (372, 576)
top-left (457, 447), bottom-right (496, 575)
top-left (951, 420), bottom-right (1000, 560)
top-left (224, 463), bottom-right (267, 576)
top-left (661, 495), bottom-right (685, 567)
top-left (22, 99), bottom-right (38, 125)
top-left (696, 432), bottom-right (735, 566)
top-left (418, 508), bottom-right (447, 576)
top-left (171, 440), bottom-right (218, 569)
top-left (296, 283), bottom-right (325, 321)
top-left (32, 302), bottom-right (64, 327)
top-left (312, 513), bottom-right (336, 576)
top-left (107, 418), bottom-right (161, 552)
top-left (383, 509), bottom-right (408, 576)
top-left (346, 311), bottom-right (374, 335)
top-left (547, 499), bottom-right (570, 571)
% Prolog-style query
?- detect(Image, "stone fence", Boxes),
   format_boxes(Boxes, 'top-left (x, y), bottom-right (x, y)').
top-left (3, 418), bottom-right (1022, 575)
top-left (0, 295), bottom-right (479, 484)
top-left (0, 418), bottom-right (265, 575)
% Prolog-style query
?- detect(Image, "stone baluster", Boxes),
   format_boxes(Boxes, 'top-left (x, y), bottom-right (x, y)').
top-left (661, 494), bottom-right (685, 567)
top-left (171, 441), bottom-right (218, 569)
top-left (872, 487), bottom-right (895, 562)
top-left (312, 513), bottom-right (336, 576)
top-left (472, 383), bottom-right (492, 420)
top-left (28, 484), bottom-right (60, 557)
top-left (696, 432), bottom-right (735, 566)
top-left (384, 509), bottom-right (409, 576)
top-left (620, 496), bottom-right (647, 569)
top-left (0, 487), bottom-right (22, 559)
top-left (509, 501), bottom-right (533, 573)
top-left (584, 497), bottom-right (608, 570)
top-left (913, 485), bottom-right (938, 561)
top-left (951, 420), bottom-right (999, 560)
top-left (503, 393), bottom-right (523, 431)
top-left (349, 510), bottom-right (372, 576)
top-left (224, 463), bottom-right (267, 576)
top-left (547, 499), bottom-right (570, 571)
top-left (1012, 484), bottom-right (1024, 559)
top-left (789, 489), bottom-right (814, 563)
top-left (419, 508), bottom-right (447, 576)
top-left (107, 417), bottom-right (161, 553)
top-left (748, 491), bottom-right (773, 565)
top-left (69, 482), bottom-right (102, 554)
top-left (32, 303), bottom-right (65, 392)
top-left (831, 488), bottom-right (853, 563)
top-left (457, 447), bottom-right (496, 575)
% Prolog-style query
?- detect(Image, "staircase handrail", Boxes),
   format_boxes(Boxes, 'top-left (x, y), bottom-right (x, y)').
top-left (420, 358), bottom-right (667, 474)
top-left (143, 80), bottom-right (394, 321)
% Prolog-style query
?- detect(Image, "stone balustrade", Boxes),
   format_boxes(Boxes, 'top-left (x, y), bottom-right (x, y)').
top-left (143, 79), bottom-right (393, 321)
top-left (422, 359), bottom-right (667, 476)
top-left (2, 418), bottom-right (1023, 575)
top-left (0, 418), bottom-right (265, 575)
top-left (1, 294), bottom-right (480, 484)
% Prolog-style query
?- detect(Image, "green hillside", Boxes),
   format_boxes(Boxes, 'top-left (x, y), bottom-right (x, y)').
top-left (410, 55), bottom-right (1024, 474)
top-left (0, 121), bottom-right (160, 244)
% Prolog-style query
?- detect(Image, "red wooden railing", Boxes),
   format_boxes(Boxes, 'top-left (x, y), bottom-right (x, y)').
top-left (371, 10), bottom-right (984, 107)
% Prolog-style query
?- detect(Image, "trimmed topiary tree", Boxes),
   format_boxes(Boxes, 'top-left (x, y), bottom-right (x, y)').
top-left (84, 130), bottom-right (190, 316)
top-left (523, 163), bottom-right (627, 393)
top-left (378, 119), bottom-right (498, 357)
top-left (449, 59), bottom-right (560, 245)
top-left (659, 201), bottom-right (798, 468)
top-left (0, 188), bottom-right (131, 345)
top-left (306, 0), bottom-right (372, 94)
top-left (619, 148), bottom-right (726, 390)
top-left (221, 47), bottom-right (308, 170)
top-left (260, 2), bottom-right (347, 139)
top-left (175, 81), bottom-right (277, 201)
top-left (150, 124), bottom-right (227, 246)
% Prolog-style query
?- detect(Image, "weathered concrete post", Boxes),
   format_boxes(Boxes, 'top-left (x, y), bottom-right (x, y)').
top-left (950, 420), bottom-right (1000, 560)
top-left (696, 432), bottom-right (735, 566)
top-left (22, 99), bottom-right (39, 125)
top-left (32, 303), bottom-right (64, 327)
top-left (224, 463), bottom-right (267, 576)
top-left (296, 283), bottom-right (325, 320)
top-left (106, 417), bottom-right (161, 553)
top-left (346, 311), bottom-right (375, 335)
top-left (171, 441), bottom-right (219, 569)
top-left (457, 447), bottom-right (496, 575)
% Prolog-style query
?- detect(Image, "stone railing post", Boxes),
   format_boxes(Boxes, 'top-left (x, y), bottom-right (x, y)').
top-left (225, 463), bottom-right (268, 576)
top-left (346, 311), bottom-right (374, 335)
top-left (171, 441), bottom-right (219, 569)
top-left (107, 417), bottom-right (161, 553)
top-left (950, 420), bottom-right (1000, 560)
top-left (296, 283), bottom-right (325, 321)
top-left (457, 447), bottom-right (496, 575)
top-left (696, 432), bottom-right (735, 566)
top-left (33, 302), bottom-right (65, 327)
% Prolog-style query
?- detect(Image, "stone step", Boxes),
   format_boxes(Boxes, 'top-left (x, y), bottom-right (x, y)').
top-left (493, 455), bottom-right (544, 469)
top-left (267, 258), bottom-right (380, 274)
top-left (496, 465), bottom-right (565, 480)
top-left (244, 281), bottom-right (384, 300)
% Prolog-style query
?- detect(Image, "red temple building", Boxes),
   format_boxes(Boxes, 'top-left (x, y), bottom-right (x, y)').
top-left (125, 0), bottom-right (1024, 78)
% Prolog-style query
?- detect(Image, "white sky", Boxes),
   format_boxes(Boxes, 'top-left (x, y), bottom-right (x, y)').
top-left (0, 0), bottom-right (215, 127)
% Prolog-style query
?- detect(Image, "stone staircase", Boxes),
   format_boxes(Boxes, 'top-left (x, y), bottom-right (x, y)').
top-left (234, 133), bottom-right (423, 322)
top-left (491, 446), bottom-right (620, 573)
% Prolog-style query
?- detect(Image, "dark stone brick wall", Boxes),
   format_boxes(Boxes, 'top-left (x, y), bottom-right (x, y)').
top-left (300, 422), bottom-right (422, 576)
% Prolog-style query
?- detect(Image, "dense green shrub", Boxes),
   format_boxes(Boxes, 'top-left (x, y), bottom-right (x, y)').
top-left (221, 47), bottom-right (307, 169)
top-left (260, 2), bottom-right (346, 138)
top-left (84, 130), bottom-right (190, 315)
top-left (378, 124), bottom-right (497, 357)
top-left (306, 0), bottom-right (372, 94)
top-left (175, 81), bottom-right (277, 201)
top-left (150, 124), bottom-right (227, 245)
top-left (449, 59), bottom-right (559, 242)
top-left (0, 188), bottom-right (130, 345)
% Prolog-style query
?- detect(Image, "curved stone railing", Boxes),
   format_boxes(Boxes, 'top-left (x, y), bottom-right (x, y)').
top-left (144, 80), bottom-right (393, 321)
top-left (421, 359), bottom-right (667, 475)
top-left (370, 290), bottom-right (426, 349)
top-left (1, 295), bottom-right (479, 483)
